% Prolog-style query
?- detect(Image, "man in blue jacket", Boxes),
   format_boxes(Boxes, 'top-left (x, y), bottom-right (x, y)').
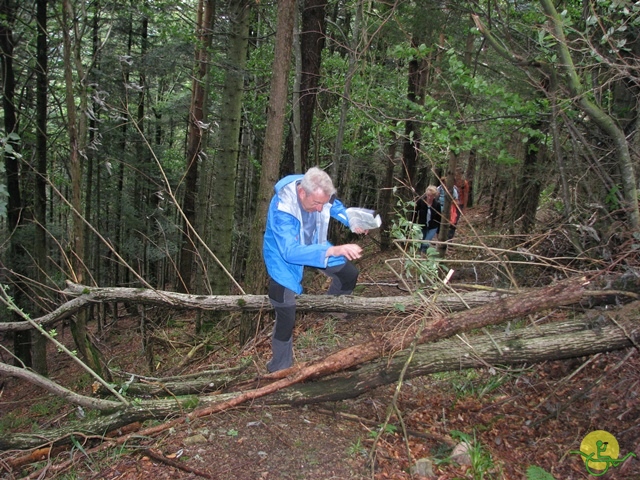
top-left (263, 167), bottom-right (366, 372)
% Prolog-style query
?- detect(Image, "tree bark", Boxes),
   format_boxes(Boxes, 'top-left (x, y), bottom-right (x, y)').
top-left (0, 362), bottom-right (121, 412)
top-left (64, 281), bottom-right (510, 309)
top-left (244, 0), bottom-right (296, 291)
top-left (2, 296), bottom-right (636, 451)
top-left (0, 0), bottom-right (32, 367)
top-left (0, 272), bottom-right (637, 334)
top-left (379, 133), bottom-right (397, 250)
top-left (331, 0), bottom-right (359, 188)
top-left (177, 0), bottom-right (215, 293)
top-left (401, 36), bottom-right (428, 192)
top-left (105, 365), bottom-right (251, 397)
top-left (31, 0), bottom-right (49, 377)
top-left (207, 0), bottom-right (251, 296)
top-left (60, 0), bottom-right (110, 379)
top-left (282, 0), bottom-right (326, 174)
top-left (0, 287), bottom-right (509, 333)
top-left (261, 304), bottom-right (639, 405)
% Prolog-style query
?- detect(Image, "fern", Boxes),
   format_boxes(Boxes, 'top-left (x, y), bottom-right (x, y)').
top-left (526, 465), bottom-right (556, 480)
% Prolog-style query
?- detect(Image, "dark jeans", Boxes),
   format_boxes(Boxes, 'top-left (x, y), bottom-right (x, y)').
top-left (267, 261), bottom-right (358, 372)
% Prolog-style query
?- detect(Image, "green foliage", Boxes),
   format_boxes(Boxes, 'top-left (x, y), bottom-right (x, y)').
top-left (70, 435), bottom-right (93, 465)
top-left (0, 132), bottom-right (18, 218)
top-left (394, 302), bottom-right (406, 313)
top-left (605, 185), bottom-right (621, 211)
top-left (389, 195), bottom-right (422, 247)
top-left (389, 42), bottom-right (434, 61)
top-left (448, 369), bottom-right (508, 401)
top-left (539, 184), bottom-right (564, 213)
top-left (388, 194), bottom-right (445, 289)
top-left (297, 319), bottom-right (341, 350)
top-left (368, 423), bottom-right (397, 438)
top-left (181, 395), bottom-right (200, 410)
top-left (0, 412), bottom-right (32, 434)
top-left (29, 397), bottom-right (66, 417)
top-left (450, 430), bottom-right (495, 480)
top-left (584, 0), bottom-right (640, 54)
top-left (1, 132), bottom-right (22, 159)
top-left (526, 465), bottom-right (556, 480)
top-left (346, 437), bottom-right (367, 457)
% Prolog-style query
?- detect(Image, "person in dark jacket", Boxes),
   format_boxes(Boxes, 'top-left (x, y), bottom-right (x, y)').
top-left (263, 167), bottom-right (366, 373)
top-left (414, 185), bottom-right (441, 252)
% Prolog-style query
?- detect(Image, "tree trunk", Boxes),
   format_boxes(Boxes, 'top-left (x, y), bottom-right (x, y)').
top-left (0, 0), bottom-right (31, 367)
top-left (401, 37), bottom-right (428, 192)
top-left (177, 0), bottom-right (215, 293)
top-left (288, 1), bottom-right (302, 174)
top-left (512, 116), bottom-right (546, 234)
top-left (379, 133), bottom-right (397, 250)
top-left (111, 9), bottom-right (134, 288)
top-left (260, 305), bottom-right (639, 405)
top-left (465, 149), bottom-right (476, 208)
top-left (0, 272), bottom-right (635, 334)
top-left (32, 0), bottom-right (49, 376)
top-left (2, 295), bottom-right (636, 451)
top-left (61, 0), bottom-right (109, 379)
top-left (331, 0), bottom-right (359, 187)
top-left (282, 0), bottom-right (327, 174)
top-left (208, 0), bottom-right (250, 296)
top-left (241, 0), bottom-right (296, 340)
top-left (58, 281), bottom-right (512, 313)
top-left (137, 7), bottom-right (157, 287)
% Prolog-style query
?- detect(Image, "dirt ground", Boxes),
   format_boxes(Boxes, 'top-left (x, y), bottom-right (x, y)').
top-left (1, 207), bottom-right (639, 479)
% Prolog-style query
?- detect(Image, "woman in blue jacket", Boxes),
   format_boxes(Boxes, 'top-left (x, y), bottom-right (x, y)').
top-left (263, 167), bottom-right (365, 372)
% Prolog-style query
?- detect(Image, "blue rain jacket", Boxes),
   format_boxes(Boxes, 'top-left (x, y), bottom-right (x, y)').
top-left (263, 174), bottom-right (351, 294)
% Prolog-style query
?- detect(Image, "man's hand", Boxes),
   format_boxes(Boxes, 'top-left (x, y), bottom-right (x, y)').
top-left (352, 227), bottom-right (369, 235)
top-left (327, 244), bottom-right (363, 260)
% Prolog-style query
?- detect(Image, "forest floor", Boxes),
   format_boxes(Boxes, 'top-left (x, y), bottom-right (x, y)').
top-left (1, 206), bottom-right (639, 480)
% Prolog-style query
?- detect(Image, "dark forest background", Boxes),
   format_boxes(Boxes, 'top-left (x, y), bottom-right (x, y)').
top-left (0, 0), bottom-right (638, 377)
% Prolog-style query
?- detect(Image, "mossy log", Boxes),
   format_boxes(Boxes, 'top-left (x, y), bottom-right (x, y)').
top-left (3, 286), bottom-right (638, 451)
top-left (2, 275), bottom-right (639, 452)
top-left (2, 273), bottom-right (638, 333)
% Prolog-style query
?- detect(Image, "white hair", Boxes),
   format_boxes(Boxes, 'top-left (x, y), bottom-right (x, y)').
top-left (300, 167), bottom-right (336, 197)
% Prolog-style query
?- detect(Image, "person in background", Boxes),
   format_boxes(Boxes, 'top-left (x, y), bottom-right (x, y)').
top-left (448, 170), bottom-right (469, 240)
top-left (437, 177), bottom-right (460, 240)
top-left (262, 167), bottom-right (367, 373)
top-left (455, 169), bottom-right (470, 212)
top-left (437, 177), bottom-right (458, 209)
top-left (414, 185), bottom-right (441, 253)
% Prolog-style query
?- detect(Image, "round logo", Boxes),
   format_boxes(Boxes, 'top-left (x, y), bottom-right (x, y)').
top-left (579, 430), bottom-right (620, 473)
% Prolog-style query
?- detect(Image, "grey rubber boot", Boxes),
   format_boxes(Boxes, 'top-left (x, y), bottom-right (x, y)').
top-left (267, 337), bottom-right (293, 373)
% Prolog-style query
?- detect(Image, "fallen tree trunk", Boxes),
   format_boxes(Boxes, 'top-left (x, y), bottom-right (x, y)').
top-left (62, 282), bottom-right (513, 312)
top-left (61, 282), bottom-right (510, 314)
top-left (261, 302), bottom-right (640, 405)
top-left (2, 273), bottom-right (638, 333)
top-left (0, 363), bottom-right (122, 411)
top-left (0, 287), bottom-right (509, 332)
top-left (2, 277), bottom-right (620, 451)
top-left (2, 301), bottom-right (637, 451)
top-left (109, 364), bottom-right (252, 397)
